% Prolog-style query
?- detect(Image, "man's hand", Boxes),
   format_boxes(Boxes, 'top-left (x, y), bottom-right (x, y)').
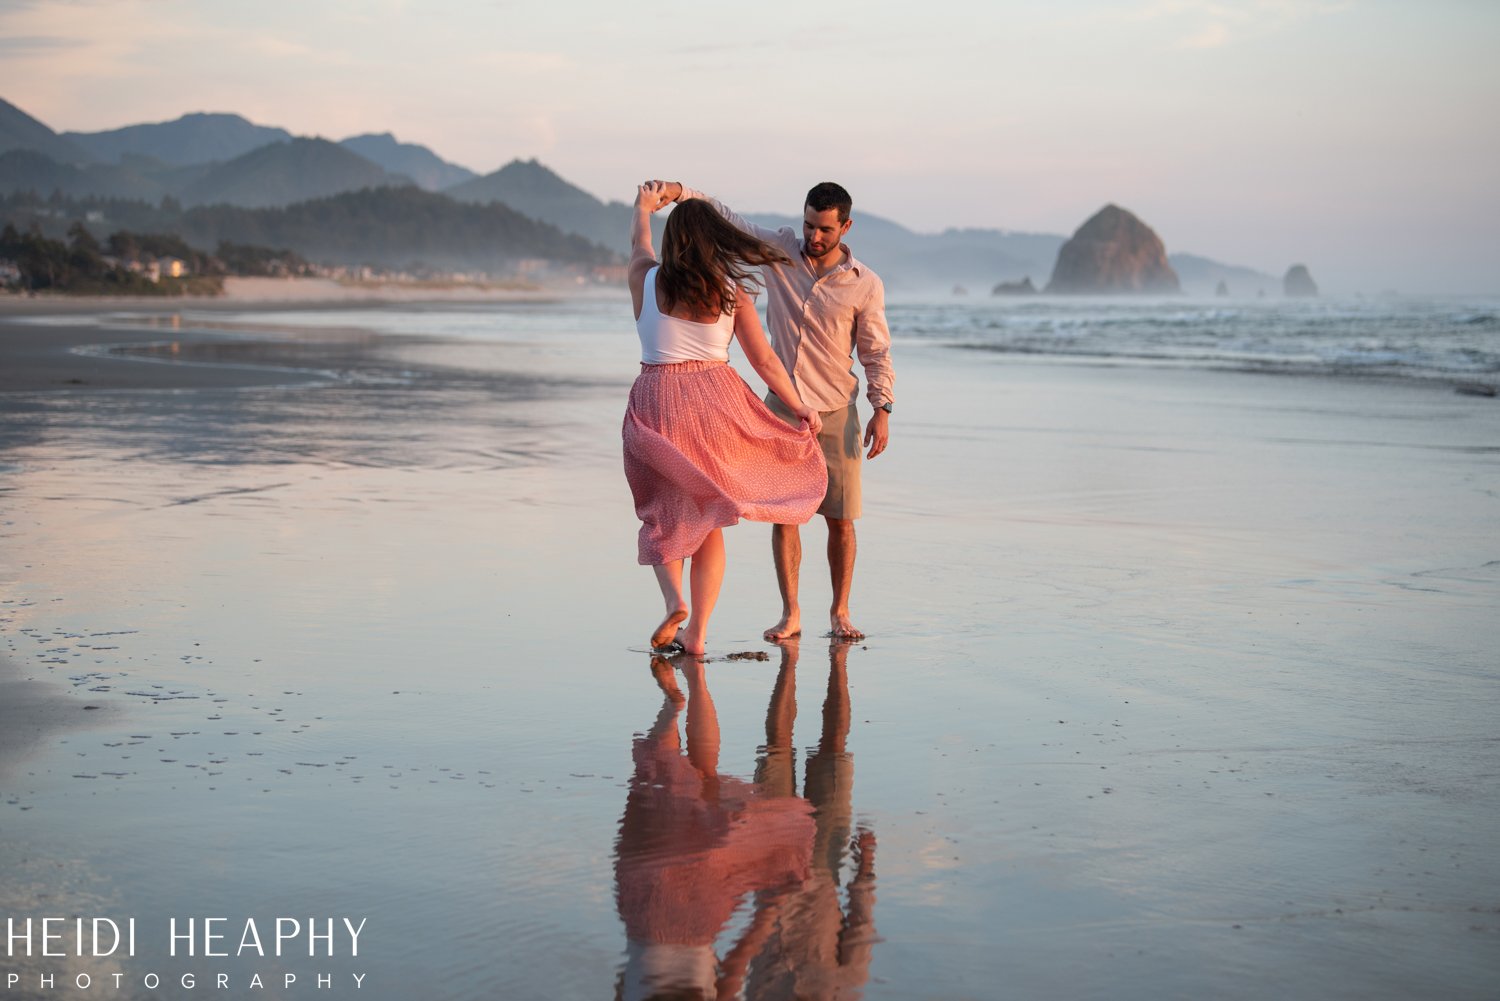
top-left (864, 409), bottom-right (889, 459)
top-left (646, 179), bottom-right (684, 204)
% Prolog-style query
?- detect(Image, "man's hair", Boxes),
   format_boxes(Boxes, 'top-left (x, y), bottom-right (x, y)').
top-left (805, 182), bottom-right (853, 223)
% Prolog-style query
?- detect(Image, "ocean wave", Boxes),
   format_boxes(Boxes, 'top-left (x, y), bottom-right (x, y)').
top-left (894, 295), bottom-right (1500, 388)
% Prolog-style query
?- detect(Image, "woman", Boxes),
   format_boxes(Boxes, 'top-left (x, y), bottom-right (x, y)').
top-left (623, 180), bottom-right (826, 657)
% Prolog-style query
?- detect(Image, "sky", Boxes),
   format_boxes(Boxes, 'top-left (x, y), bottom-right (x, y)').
top-left (1, 0), bottom-right (1497, 293)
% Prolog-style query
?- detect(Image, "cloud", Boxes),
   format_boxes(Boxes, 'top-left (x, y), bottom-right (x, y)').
top-left (468, 50), bottom-right (573, 75)
top-left (1178, 22), bottom-right (1231, 48)
top-left (0, 0), bottom-right (194, 77)
top-left (524, 112), bottom-right (557, 153)
top-left (1052, 0), bottom-right (1354, 49)
top-left (0, 33), bottom-right (78, 53)
top-left (1129, 0), bottom-right (1349, 21)
top-left (242, 33), bottom-right (356, 66)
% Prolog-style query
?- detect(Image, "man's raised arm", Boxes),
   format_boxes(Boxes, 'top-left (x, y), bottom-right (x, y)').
top-left (652, 181), bottom-right (793, 248)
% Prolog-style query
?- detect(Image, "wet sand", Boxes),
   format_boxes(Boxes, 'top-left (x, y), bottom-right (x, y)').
top-left (1, 301), bottom-right (1496, 1000)
top-left (0, 654), bottom-right (119, 781)
top-left (0, 280), bottom-right (604, 393)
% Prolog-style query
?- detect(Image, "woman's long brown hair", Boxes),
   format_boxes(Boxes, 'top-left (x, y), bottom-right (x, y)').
top-left (656, 199), bottom-right (791, 318)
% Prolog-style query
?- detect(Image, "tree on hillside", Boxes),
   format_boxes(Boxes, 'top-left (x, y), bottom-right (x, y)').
top-left (67, 220), bottom-right (101, 256)
top-left (214, 239), bottom-right (310, 277)
top-left (106, 229), bottom-right (203, 267)
top-left (6, 186), bottom-right (621, 277)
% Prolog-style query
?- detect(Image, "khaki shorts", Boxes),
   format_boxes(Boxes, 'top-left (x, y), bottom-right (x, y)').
top-left (766, 392), bottom-right (862, 520)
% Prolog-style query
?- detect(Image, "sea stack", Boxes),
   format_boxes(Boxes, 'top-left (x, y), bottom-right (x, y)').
top-left (1283, 264), bottom-right (1318, 297)
top-left (1044, 204), bottom-right (1180, 294)
top-left (992, 276), bottom-right (1037, 295)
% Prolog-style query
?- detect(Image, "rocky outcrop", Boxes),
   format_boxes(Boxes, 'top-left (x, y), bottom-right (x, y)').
top-left (1283, 264), bottom-right (1318, 297)
top-left (1044, 204), bottom-right (1180, 294)
top-left (992, 276), bottom-right (1036, 295)
top-left (1215, 280), bottom-right (1229, 297)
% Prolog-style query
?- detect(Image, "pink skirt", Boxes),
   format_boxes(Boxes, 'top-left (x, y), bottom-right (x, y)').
top-left (623, 360), bottom-right (827, 565)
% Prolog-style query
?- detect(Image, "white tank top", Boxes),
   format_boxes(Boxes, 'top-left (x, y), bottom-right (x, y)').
top-left (636, 267), bottom-right (733, 364)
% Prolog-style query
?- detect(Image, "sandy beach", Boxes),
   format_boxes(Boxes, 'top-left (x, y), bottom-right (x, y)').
top-left (0, 276), bottom-right (567, 313)
top-left (1, 297), bottom-right (1496, 1000)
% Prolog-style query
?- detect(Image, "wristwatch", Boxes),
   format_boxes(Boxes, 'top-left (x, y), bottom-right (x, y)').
top-left (876, 402), bottom-right (893, 414)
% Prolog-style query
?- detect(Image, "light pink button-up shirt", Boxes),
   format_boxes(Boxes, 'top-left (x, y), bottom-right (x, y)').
top-left (679, 188), bottom-right (895, 414)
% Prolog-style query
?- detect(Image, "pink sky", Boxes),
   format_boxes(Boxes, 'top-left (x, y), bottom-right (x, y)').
top-left (2, 0), bottom-right (1497, 293)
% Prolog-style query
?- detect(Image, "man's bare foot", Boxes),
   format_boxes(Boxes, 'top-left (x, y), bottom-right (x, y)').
top-left (651, 608), bottom-right (688, 650)
top-left (828, 611), bottom-right (864, 641)
top-left (763, 610), bottom-right (801, 643)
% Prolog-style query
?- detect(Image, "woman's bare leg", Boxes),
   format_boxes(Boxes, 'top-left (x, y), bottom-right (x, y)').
top-left (680, 657), bottom-right (720, 776)
top-left (651, 560), bottom-right (688, 649)
top-left (679, 529), bottom-right (725, 656)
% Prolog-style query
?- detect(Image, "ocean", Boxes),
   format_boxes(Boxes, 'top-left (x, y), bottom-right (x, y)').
top-left (892, 294), bottom-right (1500, 389)
top-left (122, 292), bottom-right (1500, 393)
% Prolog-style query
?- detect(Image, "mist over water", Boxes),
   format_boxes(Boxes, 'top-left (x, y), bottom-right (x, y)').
top-left (889, 294), bottom-right (1500, 389)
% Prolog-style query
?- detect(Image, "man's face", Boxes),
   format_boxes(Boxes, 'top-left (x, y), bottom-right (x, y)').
top-left (802, 206), bottom-right (851, 259)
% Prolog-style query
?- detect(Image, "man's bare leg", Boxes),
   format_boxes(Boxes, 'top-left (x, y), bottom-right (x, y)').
top-left (764, 523), bottom-right (802, 641)
top-left (755, 640), bottom-right (799, 795)
top-left (827, 516), bottom-right (864, 640)
top-left (650, 559), bottom-right (688, 649)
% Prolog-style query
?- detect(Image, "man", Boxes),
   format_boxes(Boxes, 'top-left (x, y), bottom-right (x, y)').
top-left (653, 180), bottom-right (894, 641)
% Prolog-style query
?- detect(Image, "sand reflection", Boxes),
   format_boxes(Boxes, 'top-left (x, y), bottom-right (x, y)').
top-left (614, 643), bottom-right (878, 1000)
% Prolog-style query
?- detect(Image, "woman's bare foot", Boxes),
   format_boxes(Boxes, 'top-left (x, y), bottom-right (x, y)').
top-left (677, 622), bottom-right (707, 658)
top-left (649, 656), bottom-right (685, 702)
top-left (763, 608), bottom-right (801, 643)
top-left (651, 608), bottom-right (688, 650)
top-left (829, 610), bottom-right (864, 641)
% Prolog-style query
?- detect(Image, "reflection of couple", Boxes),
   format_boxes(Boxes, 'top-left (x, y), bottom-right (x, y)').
top-left (614, 643), bottom-right (877, 1000)
top-left (622, 180), bottom-right (895, 656)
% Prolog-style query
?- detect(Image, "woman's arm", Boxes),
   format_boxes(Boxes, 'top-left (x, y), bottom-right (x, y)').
top-left (732, 288), bottom-right (822, 435)
top-left (629, 181), bottom-right (669, 320)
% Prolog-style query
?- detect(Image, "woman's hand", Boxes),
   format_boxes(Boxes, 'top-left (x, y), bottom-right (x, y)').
top-left (796, 404), bottom-right (823, 436)
top-left (635, 180), bottom-right (671, 213)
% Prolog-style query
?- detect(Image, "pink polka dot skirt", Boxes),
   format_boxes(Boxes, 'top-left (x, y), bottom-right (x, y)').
top-left (622, 360), bottom-right (827, 565)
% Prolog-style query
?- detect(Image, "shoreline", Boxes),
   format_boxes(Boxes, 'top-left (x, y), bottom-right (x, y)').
top-left (6, 285), bottom-right (1493, 399)
top-left (0, 275), bottom-right (619, 315)
top-left (4, 311), bottom-right (1493, 400)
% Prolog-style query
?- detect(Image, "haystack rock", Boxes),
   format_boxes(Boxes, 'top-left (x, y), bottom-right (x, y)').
top-left (1044, 204), bottom-right (1180, 294)
top-left (1283, 264), bottom-right (1318, 297)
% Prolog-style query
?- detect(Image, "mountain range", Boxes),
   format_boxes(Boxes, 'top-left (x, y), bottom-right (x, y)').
top-left (0, 96), bottom-right (1273, 291)
top-left (62, 111), bottom-right (293, 167)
